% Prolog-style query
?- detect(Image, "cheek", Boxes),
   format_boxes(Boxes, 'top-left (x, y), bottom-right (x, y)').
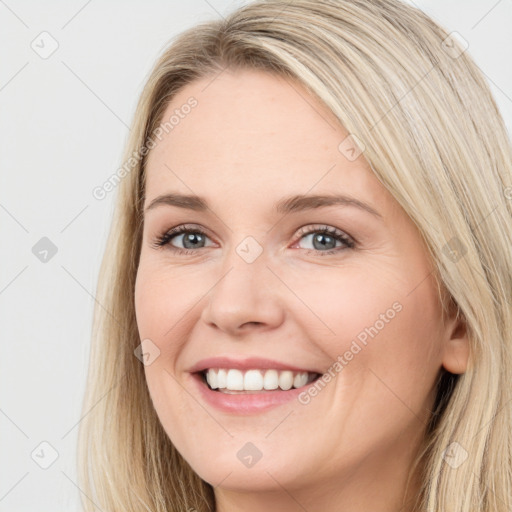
top-left (288, 261), bottom-right (443, 390)
top-left (134, 259), bottom-right (204, 345)
top-left (134, 262), bottom-right (199, 443)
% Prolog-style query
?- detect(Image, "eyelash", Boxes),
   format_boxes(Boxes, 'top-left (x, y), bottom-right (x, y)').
top-left (152, 223), bottom-right (355, 256)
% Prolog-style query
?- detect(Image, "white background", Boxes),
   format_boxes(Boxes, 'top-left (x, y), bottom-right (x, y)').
top-left (1, 1), bottom-right (511, 510)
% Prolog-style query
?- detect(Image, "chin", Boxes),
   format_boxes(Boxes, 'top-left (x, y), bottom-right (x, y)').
top-left (184, 445), bottom-right (309, 492)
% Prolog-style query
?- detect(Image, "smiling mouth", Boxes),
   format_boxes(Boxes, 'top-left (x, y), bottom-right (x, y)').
top-left (198, 368), bottom-right (322, 394)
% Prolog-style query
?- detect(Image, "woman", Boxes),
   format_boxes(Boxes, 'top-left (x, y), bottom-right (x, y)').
top-left (78, 0), bottom-right (512, 510)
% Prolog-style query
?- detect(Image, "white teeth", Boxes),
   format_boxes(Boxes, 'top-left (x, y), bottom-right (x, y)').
top-left (226, 369), bottom-right (244, 390)
top-left (293, 372), bottom-right (308, 388)
top-left (278, 370), bottom-right (293, 390)
top-left (204, 368), bottom-right (316, 392)
top-left (208, 369), bottom-right (218, 389)
top-left (244, 369), bottom-right (263, 390)
top-left (263, 369), bottom-right (279, 390)
top-left (217, 368), bottom-right (227, 389)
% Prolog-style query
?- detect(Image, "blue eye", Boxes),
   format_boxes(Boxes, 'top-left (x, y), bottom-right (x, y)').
top-left (293, 225), bottom-right (355, 255)
top-left (152, 223), bottom-right (355, 256)
top-left (153, 224), bottom-right (212, 254)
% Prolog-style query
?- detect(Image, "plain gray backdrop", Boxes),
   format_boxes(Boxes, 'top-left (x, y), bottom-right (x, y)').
top-left (1, 0), bottom-right (511, 510)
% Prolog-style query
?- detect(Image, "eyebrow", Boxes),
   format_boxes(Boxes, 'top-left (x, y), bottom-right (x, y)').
top-left (144, 193), bottom-right (382, 218)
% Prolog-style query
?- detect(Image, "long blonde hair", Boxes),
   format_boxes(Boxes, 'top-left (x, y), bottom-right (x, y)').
top-left (77, 1), bottom-right (512, 510)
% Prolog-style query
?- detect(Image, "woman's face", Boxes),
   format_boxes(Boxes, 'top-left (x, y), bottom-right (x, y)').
top-left (134, 68), bottom-right (467, 508)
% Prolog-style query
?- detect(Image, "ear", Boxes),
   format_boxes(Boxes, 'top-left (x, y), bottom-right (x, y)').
top-left (441, 300), bottom-right (470, 375)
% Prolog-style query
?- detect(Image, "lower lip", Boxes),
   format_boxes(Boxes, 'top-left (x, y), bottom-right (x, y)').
top-left (189, 372), bottom-right (313, 414)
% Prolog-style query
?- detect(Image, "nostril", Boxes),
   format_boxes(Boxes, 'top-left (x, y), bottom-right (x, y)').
top-left (241, 321), bottom-right (263, 328)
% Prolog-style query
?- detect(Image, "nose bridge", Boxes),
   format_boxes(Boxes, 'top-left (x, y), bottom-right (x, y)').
top-left (201, 234), bottom-right (284, 332)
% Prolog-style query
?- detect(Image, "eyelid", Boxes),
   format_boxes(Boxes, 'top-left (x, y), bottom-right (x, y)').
top-left (294, 224), bottom-right (354, 243)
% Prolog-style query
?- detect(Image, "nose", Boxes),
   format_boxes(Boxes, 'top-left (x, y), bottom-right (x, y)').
top-left (200, 246), bottom-right (285, 335)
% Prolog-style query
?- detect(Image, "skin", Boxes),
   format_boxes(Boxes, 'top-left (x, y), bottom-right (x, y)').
top-left (134, 68), bottom-right (469, 512)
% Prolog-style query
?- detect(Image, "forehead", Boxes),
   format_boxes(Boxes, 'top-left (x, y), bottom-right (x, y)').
top-left (144, 68), bottom-right (390, 214)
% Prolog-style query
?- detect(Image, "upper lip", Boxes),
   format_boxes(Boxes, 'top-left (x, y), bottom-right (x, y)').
top-left (188, 356), bottom-right (321, 374)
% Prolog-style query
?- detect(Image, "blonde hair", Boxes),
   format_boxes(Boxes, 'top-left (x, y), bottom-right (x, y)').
top-left (77, 0), bottom-right (512, 510)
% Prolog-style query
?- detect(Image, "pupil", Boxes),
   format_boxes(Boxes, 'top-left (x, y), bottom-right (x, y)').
top-left (183, 233), bottom-right (204, 249)
top-left (313, 233), bottom-right (335, 250)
